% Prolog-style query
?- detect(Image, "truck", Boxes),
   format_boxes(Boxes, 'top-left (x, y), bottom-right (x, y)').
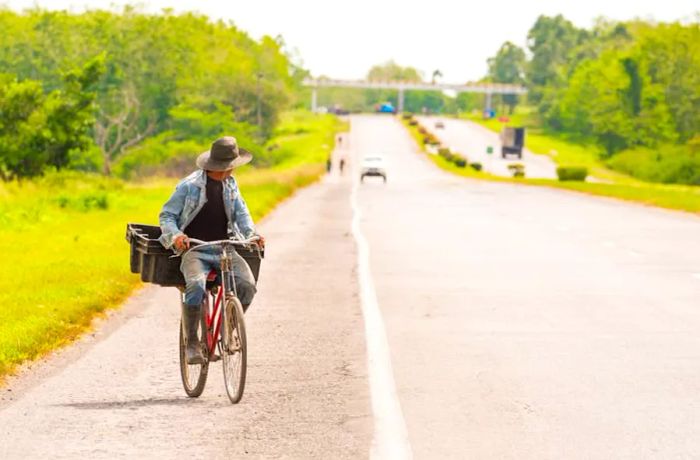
top-left (500, 127), bottom-right (525, 159)
top-left (376, 102), bottom-right (396, 114)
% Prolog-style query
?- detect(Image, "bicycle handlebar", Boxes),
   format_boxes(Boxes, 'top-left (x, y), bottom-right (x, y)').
top-left (178, 236), bottom-right (262, 257)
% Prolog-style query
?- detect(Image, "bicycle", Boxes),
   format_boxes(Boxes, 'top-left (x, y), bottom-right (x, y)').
top-left (178, 236), bottom-right (261, 404)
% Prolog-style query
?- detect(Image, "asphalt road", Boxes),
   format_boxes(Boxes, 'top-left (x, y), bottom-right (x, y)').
top-left (353, 115), bottom-right (700, 458)
top-left (416, 115), bottom-right (558, 179)
top-left (2, 114), bottom-right (700, 459)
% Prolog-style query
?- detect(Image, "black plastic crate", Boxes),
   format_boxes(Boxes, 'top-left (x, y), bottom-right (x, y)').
top-left (126, 223), bottom-right (263, 287)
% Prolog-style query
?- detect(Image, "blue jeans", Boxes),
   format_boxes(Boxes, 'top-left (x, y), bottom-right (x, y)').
top-left (180, 247), bottom-right (257, 310)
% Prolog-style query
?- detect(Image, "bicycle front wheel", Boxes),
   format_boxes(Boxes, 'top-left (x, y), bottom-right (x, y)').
top-left (221, 296), bottom-right (247, 404)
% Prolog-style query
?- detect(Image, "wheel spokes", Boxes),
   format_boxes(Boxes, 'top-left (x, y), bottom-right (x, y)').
top-left (222, 298), bottom-right (246, 403)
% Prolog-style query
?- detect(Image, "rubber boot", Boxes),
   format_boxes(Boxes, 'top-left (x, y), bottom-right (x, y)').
top-left (182, 304), bottom-right (205, 365)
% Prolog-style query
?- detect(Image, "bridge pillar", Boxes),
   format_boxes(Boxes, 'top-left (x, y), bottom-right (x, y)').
top-left (311, 87), bottom-right (318, 113)
top-left (398, 87), bottom-right (404, 113)
top-left (485, 92), bottom-right (492, 114)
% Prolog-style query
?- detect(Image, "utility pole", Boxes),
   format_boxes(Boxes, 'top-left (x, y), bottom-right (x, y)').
top-left (256, 72), bottom-right (263, 129)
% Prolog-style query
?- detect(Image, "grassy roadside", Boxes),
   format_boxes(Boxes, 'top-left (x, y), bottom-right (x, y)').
top-left (401, 116), bottom-right (700, 214)
top-left (0, 111), bottom-right (346, 380)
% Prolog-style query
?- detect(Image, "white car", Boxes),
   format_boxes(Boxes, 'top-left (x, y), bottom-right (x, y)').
top-left (360, 155), bottom-right (387, 183)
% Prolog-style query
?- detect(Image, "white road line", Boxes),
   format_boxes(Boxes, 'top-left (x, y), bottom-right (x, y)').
top-left (351, 168), bottom-right (413, 460)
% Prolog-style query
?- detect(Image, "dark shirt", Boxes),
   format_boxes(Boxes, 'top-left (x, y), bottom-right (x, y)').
top-left (184, 175), bottom-right (229, 242)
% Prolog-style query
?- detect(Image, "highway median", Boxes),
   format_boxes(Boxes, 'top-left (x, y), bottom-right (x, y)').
top-left (399, 114), bottom-right (700, 215)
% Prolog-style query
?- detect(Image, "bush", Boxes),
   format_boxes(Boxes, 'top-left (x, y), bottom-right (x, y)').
top-left (113, 137), bottom-right (208, 179)
top-left (454, 157), bottom-right (467, 167)
top-left (507, 163), bottom-right (525, 172)
top-left (408, 119), bottom-right (418, 126)
top-left (508, 163), bottom-right (525, 178)
top-left (67, 145), bottom-right (103, 173)
top-left (470, 162), bottom-right (482, 171)
top-left (56, 191), bottom-right (109, 211)
top-left (607, 144), bottom-right (700, 185)
top-left (423, 134), bottom-right (440, 146)
top-left (402, 113), bottom-right (414, 120)
top-left (556, 166), bottom-right (588, 181)
top-left (438, 148), bottom-right (454, 162)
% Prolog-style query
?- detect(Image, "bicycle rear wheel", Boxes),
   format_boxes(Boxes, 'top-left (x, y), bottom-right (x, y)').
top-left (221, 296), bottom-right (247, 404)
top-left (179, 308), bottom-right (209, 397)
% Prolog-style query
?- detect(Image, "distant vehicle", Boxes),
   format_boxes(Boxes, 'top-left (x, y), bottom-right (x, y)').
top-left (376, 102), bottom-right (396, 114)
top-left (328, 106), bottom-right (350, 115)
top-left (360, 155), bottom-right (387, 183)
top-left (483, 109), bottom-right (496, 119)
top-left (434, 120), bottom-right (445, 129)
top-left (500, 127), bottom-right (525, 159)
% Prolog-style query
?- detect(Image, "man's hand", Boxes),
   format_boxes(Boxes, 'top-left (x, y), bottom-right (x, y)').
top-left (255, 234), bottom-right (265, 249)
top-left (174, 234), bottom-right (190, 251)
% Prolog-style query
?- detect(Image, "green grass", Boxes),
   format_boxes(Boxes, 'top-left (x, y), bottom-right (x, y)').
top-left (402, 116), bottom-right (700, 214)
top-left (0, 111), bottom-right (346, 379)
top-left (268, 110), bottom-right (346, 169)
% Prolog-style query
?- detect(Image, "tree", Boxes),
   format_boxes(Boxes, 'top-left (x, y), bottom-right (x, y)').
top-left (367, 61), bottom-right (423, 82)
top-left (0, 57), bottom-right (103, 178)
top-left (0, 8), bottom-right (300, 175)
top-left (633, 21), bottom-right (700, 142)
top-left (526, 15), bottom-right (588, 103)
top-left (45, 54), bottom-right (105, 170)
top-left (487, 41), bottom-right (526, 113)
top-left (554, 49), bottom-right (676, 154)
top-left (94, 83), bottom-right (157, 175)
top-left (0, 78), bottom-right (47, 178)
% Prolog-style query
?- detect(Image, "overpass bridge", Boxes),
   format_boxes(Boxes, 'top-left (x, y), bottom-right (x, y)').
top-left (302, 78), bottom-right (527, 113)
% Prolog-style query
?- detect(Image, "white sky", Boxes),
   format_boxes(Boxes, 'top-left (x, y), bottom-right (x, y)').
top-left (2, 0), bottom-right (698, 82)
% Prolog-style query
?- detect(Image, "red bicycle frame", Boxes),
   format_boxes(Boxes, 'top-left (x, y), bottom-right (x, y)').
top-left (203, 283), bottom-right (225, 357)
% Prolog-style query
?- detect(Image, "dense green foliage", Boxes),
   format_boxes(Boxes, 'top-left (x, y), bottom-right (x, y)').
top-left (0, 56), bottom-right (104, 178)
top-left (547, 22), bottom-right (695, 152)
top-left (366, 60), bottom-right (423, 82)
top-left (484, 15), bottom-right (700, 184)
top-left (607, 143), bottom-right (700, 185)
top-left (525, 15), bottom-right (589, 106)
top-left (487, 41), bottom-right (526, 113)
top-left (0, 7), bottom-right (302, 177)
top-left (113, 111), bottom-right (341, 178)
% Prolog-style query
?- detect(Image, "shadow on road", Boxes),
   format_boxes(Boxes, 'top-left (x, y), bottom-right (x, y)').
top-left (54, 397), bottom-right (197, 410)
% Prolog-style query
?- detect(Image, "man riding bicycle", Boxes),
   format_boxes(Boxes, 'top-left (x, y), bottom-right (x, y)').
top-left (159, 136), bottom-right (264, 365)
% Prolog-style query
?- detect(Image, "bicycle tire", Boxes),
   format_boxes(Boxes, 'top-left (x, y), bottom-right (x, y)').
top-left (179, 309), bottom-right (209, 397)
top-left (221, 297), bottom-right (247, 404)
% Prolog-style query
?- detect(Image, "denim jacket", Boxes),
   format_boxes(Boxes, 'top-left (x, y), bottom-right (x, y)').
top-left (159, 169), bottom-right (256, 250)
